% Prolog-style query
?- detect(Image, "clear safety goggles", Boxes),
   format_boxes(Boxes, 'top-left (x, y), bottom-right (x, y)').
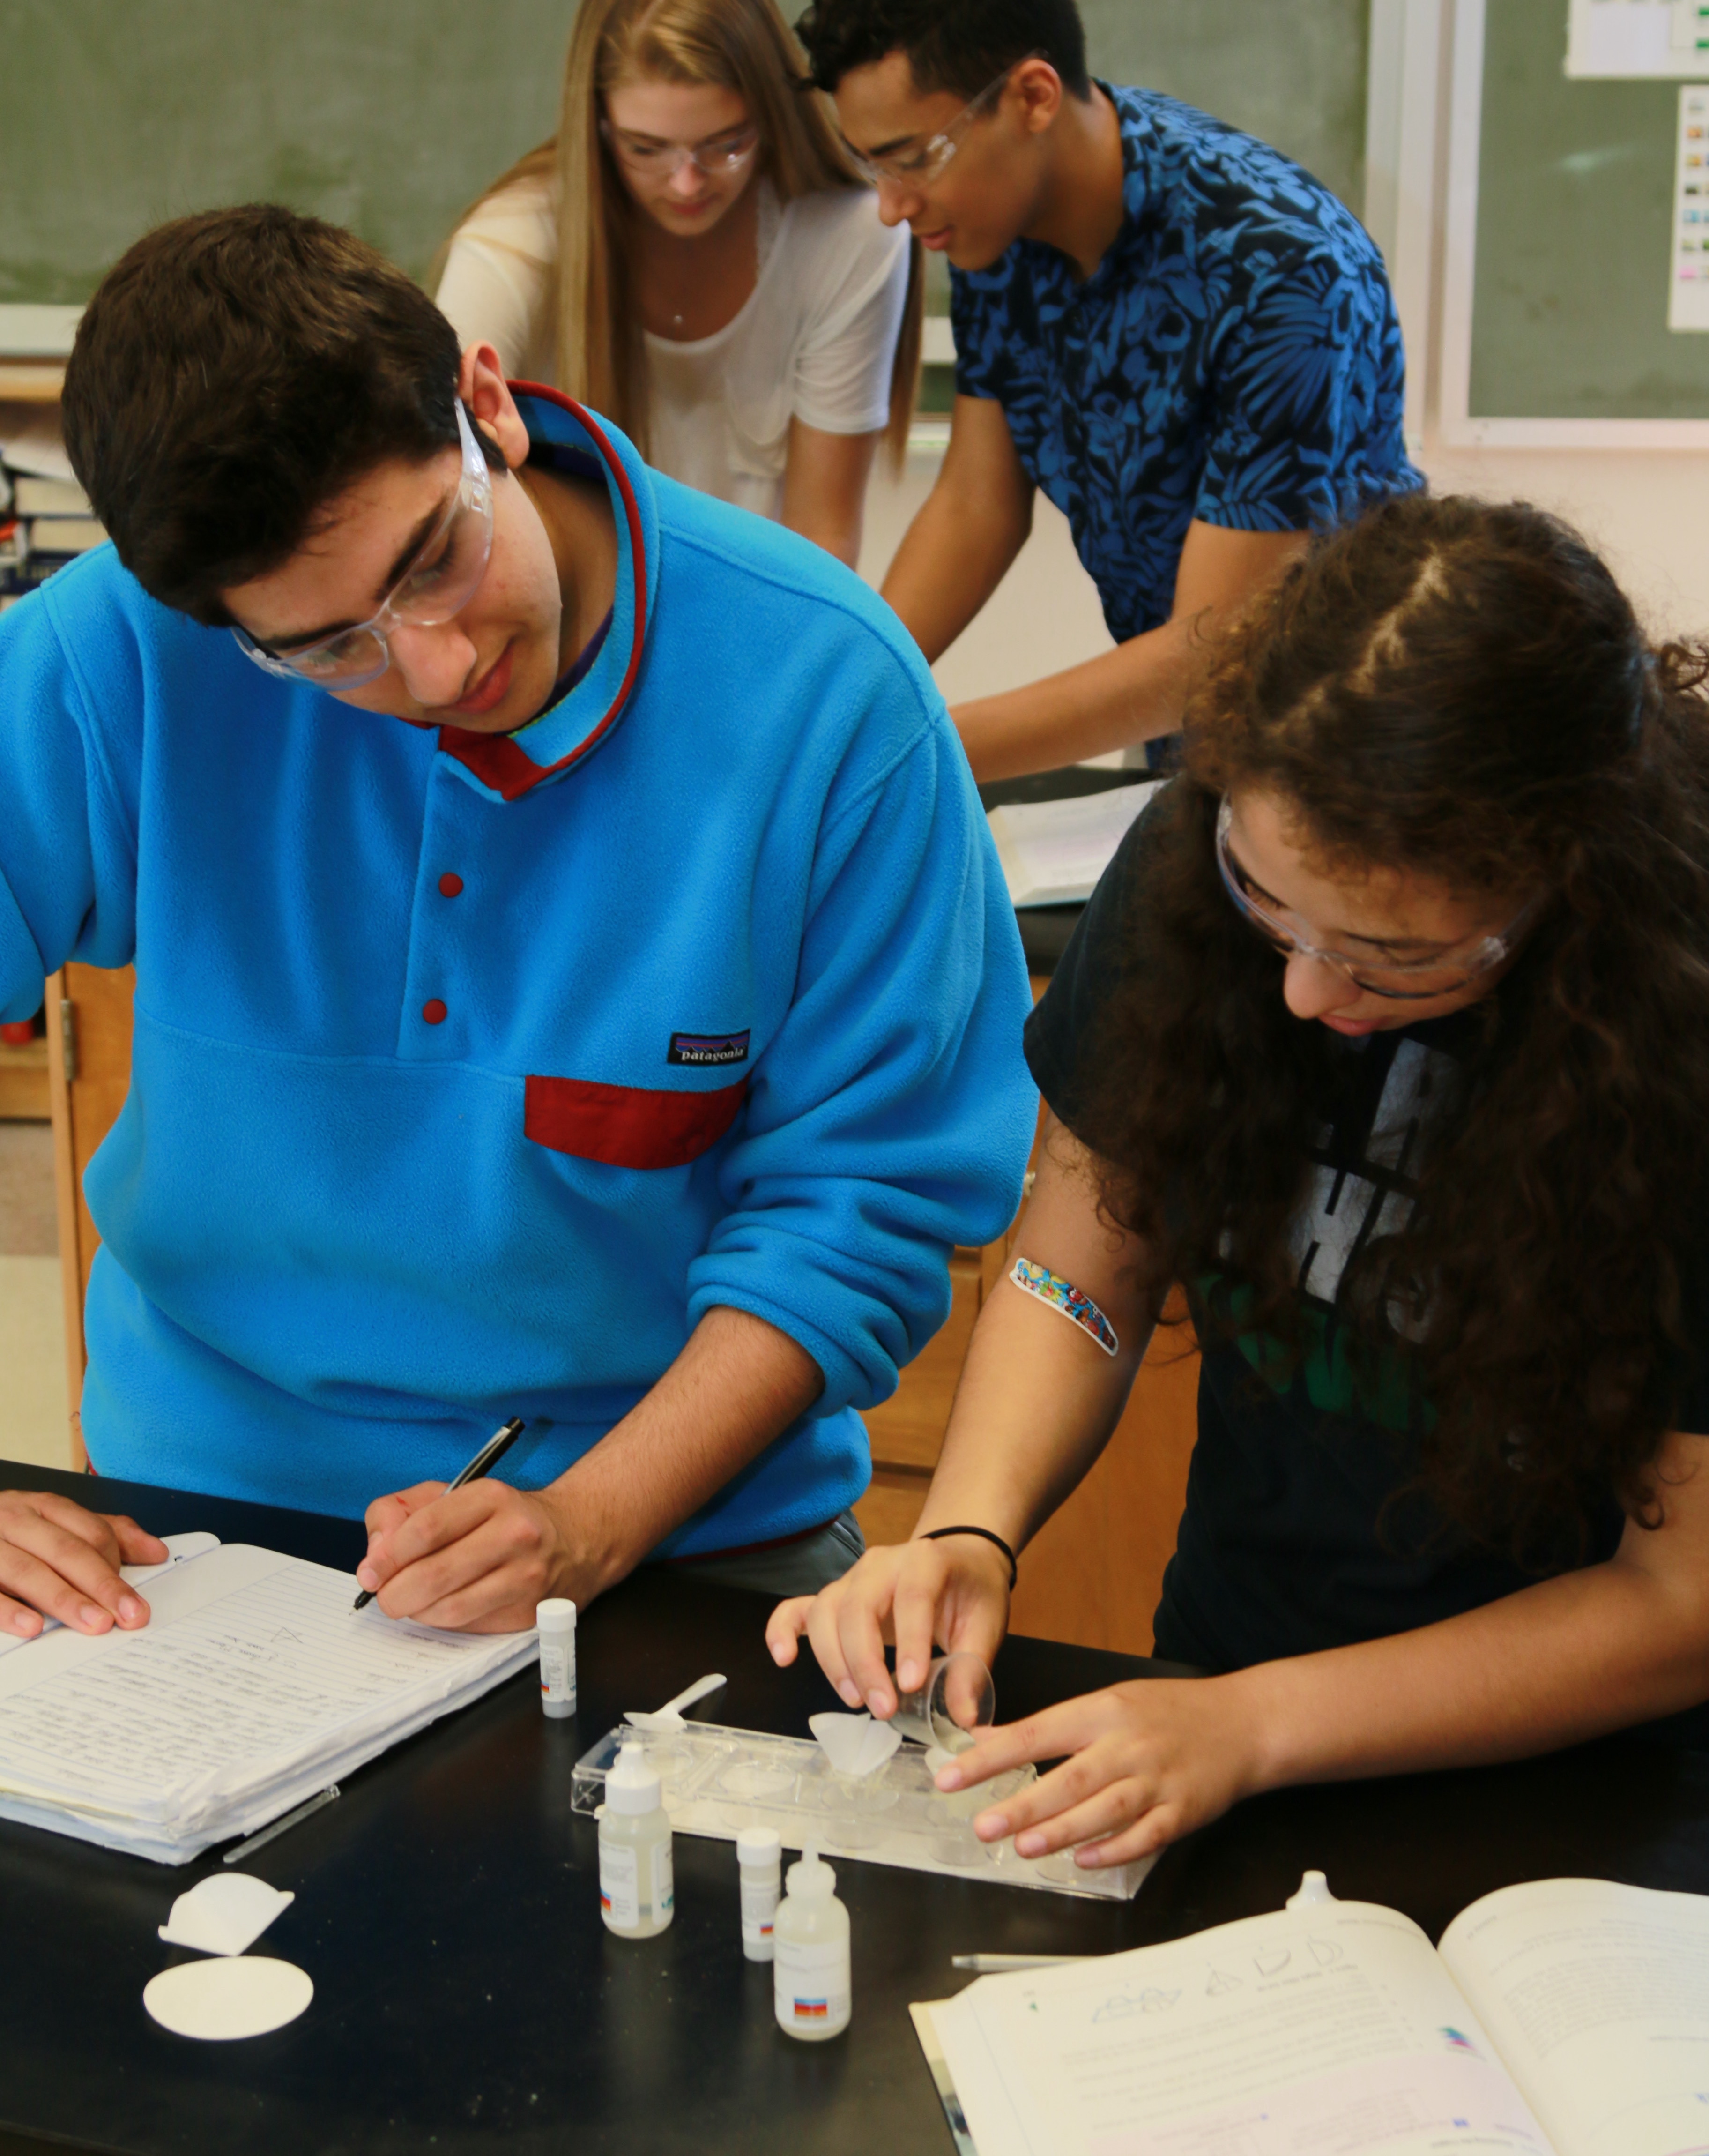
top-left (232, 400), bottom-right (495, 691)
top-left (599, 117), bottom-right (761, 182)
top-left (844, 52), bottom-right (1043, 187)
top-left (1215, 797), bottom-right (1539, 1001)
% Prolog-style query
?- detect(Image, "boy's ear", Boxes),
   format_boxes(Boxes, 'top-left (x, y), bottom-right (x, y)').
top-left (457, 343), bottom-right (530, 471)
top-left (1012, 57), bottom-right (1066, 137)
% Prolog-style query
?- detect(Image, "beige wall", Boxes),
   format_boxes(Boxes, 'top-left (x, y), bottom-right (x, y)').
top-left (858, 455), bottom-right (1114, 710)
top-left (860, 440), bottom-right (1709, 724)
top-left (1419, 445), bottom-right (1709, 643)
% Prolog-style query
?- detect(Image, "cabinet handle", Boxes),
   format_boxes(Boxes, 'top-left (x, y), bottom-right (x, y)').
top-left (59, 997), bottom-right (77, 1085)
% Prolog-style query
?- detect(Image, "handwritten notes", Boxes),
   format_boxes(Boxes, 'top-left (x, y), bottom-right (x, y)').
top-left (0, 1544), bottom-right (535, 1862)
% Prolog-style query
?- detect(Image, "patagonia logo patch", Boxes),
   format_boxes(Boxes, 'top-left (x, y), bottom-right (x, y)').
top-left (669, 1030), bottom-right (750, 1068)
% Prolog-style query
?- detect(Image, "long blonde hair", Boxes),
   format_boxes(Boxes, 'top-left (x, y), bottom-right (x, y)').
top-left (448, 0), bottom-right (921, 467)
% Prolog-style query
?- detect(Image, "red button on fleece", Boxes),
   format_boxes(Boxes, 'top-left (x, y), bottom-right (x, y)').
top-left (438, 873), bottom-right (464, 898)
top-left (422, 1000), bottom-right (447, 1026)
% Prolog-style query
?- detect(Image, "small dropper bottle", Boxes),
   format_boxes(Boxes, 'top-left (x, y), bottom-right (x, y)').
top-left (599, 1743), bottom-right (674, 1940)
top-left (773, 1837), bottom-right (850, 2040)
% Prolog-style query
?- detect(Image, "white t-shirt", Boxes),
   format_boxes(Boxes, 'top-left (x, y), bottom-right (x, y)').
top-left (436, 175), bottom-right (910, 521)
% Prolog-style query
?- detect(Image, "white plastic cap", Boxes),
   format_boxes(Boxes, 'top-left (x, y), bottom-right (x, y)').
top-left (535, 1598), bottom-right (577, 1633)
top-left (736, 1826), bottom-right (782, 1867)
top-left (1285, 1869), bottom-right (1335, 1910)
top-left (605, 1741), bottom-right (662, 1814)
top-left (786, 1836), bottom-right (835, 1900)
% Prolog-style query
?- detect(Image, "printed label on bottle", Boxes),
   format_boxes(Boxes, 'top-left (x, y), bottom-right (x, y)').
top-left (741, 1876), bottom-right (779, 1953)
top-left (539, 1638), bottom-right (576, 1707)
top-left (600, 1839), bottom-right (639, 1930)
top-left (774, 1936), bottom-right (850, 2026)
top-left (651, 1837), bottom-right (675, 1919)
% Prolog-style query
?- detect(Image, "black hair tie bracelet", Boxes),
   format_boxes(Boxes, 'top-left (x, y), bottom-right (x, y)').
top-left (919, 1525), bottom-right (1018, 1591)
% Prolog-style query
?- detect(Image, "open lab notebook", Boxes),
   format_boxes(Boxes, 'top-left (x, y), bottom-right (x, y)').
top-left (0, 1539), bottom-right (536, 1864)
top-left (914, 1877), bottom-right (1709, 2156)
top-left (986, 780), bottom-right (1163, 910)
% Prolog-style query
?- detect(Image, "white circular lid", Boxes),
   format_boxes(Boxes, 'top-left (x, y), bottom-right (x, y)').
top-left (535, 1598), bottom-right (577, 1631)
top-left (736, 1825), bottom-right (782, 1864)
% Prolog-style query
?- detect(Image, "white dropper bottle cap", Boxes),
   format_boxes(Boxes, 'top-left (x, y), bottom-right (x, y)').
top-left (605, 1741), bottom-right (662, 1815)
top-left (787, 1836), bottom-right (836, 1899)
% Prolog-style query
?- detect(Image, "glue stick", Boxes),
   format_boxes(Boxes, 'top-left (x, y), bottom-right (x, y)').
top-left (773, 1838), bottom-right (850, 2039)
top-left (536, 1599), bottom-right (577, 1718)
top-left (737, 1825), bottom-right (781, 1962)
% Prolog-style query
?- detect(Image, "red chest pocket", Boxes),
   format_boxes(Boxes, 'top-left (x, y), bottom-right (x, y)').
top-left (524, 1074), bottom-right (748, 1169)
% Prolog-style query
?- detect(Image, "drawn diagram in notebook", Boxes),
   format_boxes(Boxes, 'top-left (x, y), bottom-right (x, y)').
top-left (1091, 1988), bottom-right (1181, 2022)
top-left (1204, 1968), bottom-right (1243, 1997)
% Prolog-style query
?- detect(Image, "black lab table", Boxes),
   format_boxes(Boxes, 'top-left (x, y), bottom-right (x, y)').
top-left (0, 1461), bottom-right (1705, 2156)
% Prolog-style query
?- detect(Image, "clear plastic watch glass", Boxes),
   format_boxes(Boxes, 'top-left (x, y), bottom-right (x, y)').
top-left (231, 399), bottom-right (495, 691)
top-left (1214, 796), bottom-right (1539, 1000)
top-left (844, 51), bottom-right (1044, 187)
top-left (598, 117), bottom-right (761, 182)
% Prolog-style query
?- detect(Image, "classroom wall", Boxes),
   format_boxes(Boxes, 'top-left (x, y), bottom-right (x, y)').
top-left (1420, 445), bottom-right (1709, 642)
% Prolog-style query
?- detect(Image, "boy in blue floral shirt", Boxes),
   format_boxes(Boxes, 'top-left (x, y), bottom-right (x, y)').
top-left (798, 0), bottom-right (1422, 780)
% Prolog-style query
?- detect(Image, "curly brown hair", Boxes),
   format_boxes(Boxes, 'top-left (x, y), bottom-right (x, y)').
top-left (1075, 492), bottom-right (1709, 1561)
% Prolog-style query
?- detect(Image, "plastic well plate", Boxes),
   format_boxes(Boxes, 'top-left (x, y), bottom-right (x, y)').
top-left (571, 1722), bottom-right (1153, 1901)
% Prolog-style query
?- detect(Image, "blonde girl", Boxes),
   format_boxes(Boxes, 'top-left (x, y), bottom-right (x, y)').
top-left (437, 0), bottom-right (921, 566)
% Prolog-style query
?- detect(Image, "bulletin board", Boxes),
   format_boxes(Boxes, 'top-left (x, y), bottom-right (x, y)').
top-left (1442, 0), bottom-right (1709, 444)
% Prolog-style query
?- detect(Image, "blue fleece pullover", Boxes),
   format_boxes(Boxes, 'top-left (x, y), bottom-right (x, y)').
top-left (0, 390), bottom-right (1035, 1549)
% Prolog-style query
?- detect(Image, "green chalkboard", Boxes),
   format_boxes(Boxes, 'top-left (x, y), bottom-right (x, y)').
top-left (0, 0), bottom-right (1370, 309)
top-left (1470, 2), bottom-right (1709, 420)
top-left (0, 0), bottom-right (569, 304)
top-left (1082, 0), bottom-right (1369, 212)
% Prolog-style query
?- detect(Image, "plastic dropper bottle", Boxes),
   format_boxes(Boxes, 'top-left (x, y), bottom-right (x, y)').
top-left (773, 1838), bottom-right (850, 2040)
top-left (599, 1743), bottom-right (674, 1940)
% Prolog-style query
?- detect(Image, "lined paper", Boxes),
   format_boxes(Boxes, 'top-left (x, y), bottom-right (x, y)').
top-left (0, 1544), bottom-right (535, 1861)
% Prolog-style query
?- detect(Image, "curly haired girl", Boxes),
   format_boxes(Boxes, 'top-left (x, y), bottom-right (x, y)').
top-left (769, 491), bottom-right (1709, 1869)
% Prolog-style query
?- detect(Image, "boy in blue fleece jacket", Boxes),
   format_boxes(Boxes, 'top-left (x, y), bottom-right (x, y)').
top-left (0, 207), bottom-right (1034, 1640)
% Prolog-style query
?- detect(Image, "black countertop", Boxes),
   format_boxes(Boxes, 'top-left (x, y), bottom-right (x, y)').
top-left (1, 1461), bottom-right (1706, 2156)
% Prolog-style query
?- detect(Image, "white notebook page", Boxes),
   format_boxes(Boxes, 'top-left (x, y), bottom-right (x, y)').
top-left (0, 1544), bottom-right (532, 1825)
top-left (1441, 1877), bottom-right (1709, 2156)
top-left (941, 1901), bottom-right (1551, 2156)
top-left (987, 782), bottom-right (1163, 908)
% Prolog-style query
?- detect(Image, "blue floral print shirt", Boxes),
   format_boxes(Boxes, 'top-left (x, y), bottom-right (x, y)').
top-left (951, 86), bottom-right (1423, 647)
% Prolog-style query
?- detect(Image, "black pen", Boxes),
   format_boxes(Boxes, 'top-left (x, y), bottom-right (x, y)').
top-left (352, 1416), bottom-right (528, 1611)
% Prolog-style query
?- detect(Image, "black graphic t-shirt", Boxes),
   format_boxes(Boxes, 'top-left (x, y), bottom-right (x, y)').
top-left (1025, 798), bottom-right (1709, 1676)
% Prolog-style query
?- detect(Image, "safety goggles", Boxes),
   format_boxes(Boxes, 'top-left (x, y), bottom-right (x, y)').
top-left (1215, 798), bottom-right (1539, 1001)
top-left (599, 117), bottom-right (761, 182)
top-left (232, 400), bottom-right (495, 691)
top-left (843, 52), bottom-right (1043, 187)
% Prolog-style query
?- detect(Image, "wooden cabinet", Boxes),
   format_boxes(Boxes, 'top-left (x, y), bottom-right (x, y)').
top-left (0, 1031), bottom-right (49, 1119)
top-left (46, 964), bottom-right (135, 1466)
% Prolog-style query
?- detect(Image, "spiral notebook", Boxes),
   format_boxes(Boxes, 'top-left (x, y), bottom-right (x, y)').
top-left (0, 1539), bottom-right (536, 1864)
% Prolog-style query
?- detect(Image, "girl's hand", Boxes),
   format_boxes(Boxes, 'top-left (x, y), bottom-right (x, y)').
top-left (765, 1536), bottom-right (1012, 1717)
top-left (934, 1674), bottom-right (1267, 1869)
